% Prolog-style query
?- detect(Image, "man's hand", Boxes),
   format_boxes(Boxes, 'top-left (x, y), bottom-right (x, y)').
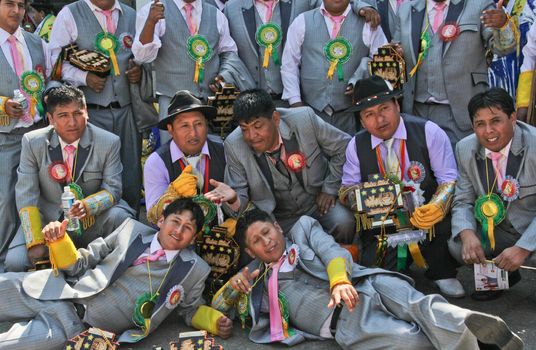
top-left (289, 102), bottom-right (305, 108)
top-left (328, 283), bottom-right (359, 312)
top-left (209, 75), bottom-right (224, 93)
top-left (316, 192), bottom-right (336, 216)
top-left (345, 84), bottom-right (354, 96)
top-left (28, 244), bottom-right (48, 264)
top-left (358, 7), bottom-right (381, 29)
top-left (205, 179), bottom-right (238, 205)
top-left (230, 266), bottom-right (260, 293)
top-left (69, 200), bottom-right (87, 219)
top-left (147, 0), bottom-right (165, 25)
top-left (5, 99), bottom-right (24, 118)
top-left (125, 59), bottom-right (142, 84)
top-left (216, 316), bottom-right (233, 339)
top-left (43, 220), bottom-right (68, 243)
top-left (516, 107), bottom-right (528, 123)
top-left (493, 246), bottom-right (531, 271)
top-left (481, 0), bottom-right (507, 29)
top-left (86, 73), bottom-right (107, 93)
top-left (460, 229), bottom-right (487, 264)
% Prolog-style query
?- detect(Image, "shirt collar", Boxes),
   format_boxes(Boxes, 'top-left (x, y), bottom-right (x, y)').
top-left (0, 26), bottom-right (24, 45)
top-left (58, 137), bottom-right (80, 151)
top-left (175, 0), bottom-right (202, 11)
top-left (152, 233), bottom-right (180, 263)
top-left (320, 2), bottom-right (351, 18)
top-left (485, 139), bottom-right (513, 159)
top-left (370, 117), bottom-right (407, 149)
top-left (84, 0), bottom-right (123, 14)
top-left (170, 139), bottom-right (211, 163)
top-left (427, 0), bottom-right (450, 10)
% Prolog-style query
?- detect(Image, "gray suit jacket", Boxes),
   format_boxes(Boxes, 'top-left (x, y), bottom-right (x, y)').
top-left (242, 216), bottom-right (409, 345)
top-left (22, 218), bottom-right (211, 343)
top-left (16, 124), bottom-right (123, 224)
top-left (224, 107), bottom-right (351, 213)
top-left (393, 0), bottom-right (516, 131)
top-left (452, 122), bottom-right (536, 252)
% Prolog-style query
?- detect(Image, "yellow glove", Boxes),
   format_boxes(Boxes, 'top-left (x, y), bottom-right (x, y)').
top-left (171, 164), bottom-right (198, 197)
top-left (220, 218), bottom-right (237, 238)
top-left (410, 203), bottom-right (444, 229)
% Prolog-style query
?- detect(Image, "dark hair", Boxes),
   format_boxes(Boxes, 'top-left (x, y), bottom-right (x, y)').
top-left (467, 88), bottom-right (515, 123)
top-left (162, 198), bottom-right (205, 233)
top-left (236, 208), bottom-right (274, 248)
top-left (233, 89), bottom-right (275, 123)
top-left (46, 85), bottom-right (86, 114)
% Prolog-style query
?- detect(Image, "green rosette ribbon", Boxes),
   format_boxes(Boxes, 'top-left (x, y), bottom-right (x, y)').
top-left (409, 31), bottom-right (431, 77)
top-left (474, 193), bottom-right (505, 250)
top-left (256, 23), bottom-right (282, 68)
top-left (95, 32), bottom-right (120, 76)
top-left (323, 37), bottom-right (352, 81)
top-left (396, 244), bottom-right (408, 271)
top-left (20, 71), bottom-right (44, 116)
top-left (278, 292), bottom-right (295, 338)
top-left (192, 195), bottom-right (217, 234)
top-left (187, 35), bottom-right (214, 83)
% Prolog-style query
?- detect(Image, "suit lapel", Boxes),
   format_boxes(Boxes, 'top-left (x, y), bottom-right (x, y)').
top-left (110, 234), bottom-right (150, 284)
top-left (249, 260), bottom-right (264, 324)
top-left (47, 130), bottom-right (67, 191)
top-left (280, 0), bottom-right (291, 48)
top-left (242, 2), bottom-right (260, 55)
top-left (442, 0), bottom-right (465, 55)
top-left (505, 128), bottom-right (526, 209)
top-left (73, 127), bottom-right (93, 183)
top-left (475, 154), bottom-right (497, 194)
top-left (155, 251), bottom-right (195, 309)
top-left (410, 1), bottom-right (426, 64)
top-left (282, 134), bottom-right (304, 188)
top-left (378, 0), bottom-right (391, 42)
top-left (254, 154), bottom-right (275, 191)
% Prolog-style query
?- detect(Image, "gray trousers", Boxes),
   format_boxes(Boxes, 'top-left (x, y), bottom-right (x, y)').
top-left (314, 107), bottom-right (357, 136)
top-left (88, 105), bottom-right (142, 214)
top-left (0, 272), bottom-right (85, 350)
top-left (277, 200), bottom-right (356, 244)
top-left (337, 274), bottom-right (478, 350)
top-left (5, 202), bottom-right (134, 272)
top-left (413, 102), bottom-right (472, 148)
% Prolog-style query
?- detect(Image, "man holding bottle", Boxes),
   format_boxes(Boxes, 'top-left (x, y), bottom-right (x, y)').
top-left (5, 84), bottom-right (135, 272)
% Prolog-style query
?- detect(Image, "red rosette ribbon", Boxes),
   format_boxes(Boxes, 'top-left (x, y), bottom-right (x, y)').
top-left (439, 23), bottom-right (461, 42)
top-left (48, 161), bottom-right (69, 183)
top-left (285, 151), bottom-right (306, 172)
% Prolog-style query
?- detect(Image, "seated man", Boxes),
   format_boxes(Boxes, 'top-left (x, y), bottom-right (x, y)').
top-left (212, 208), bottom-right (522, 350)
top-left (449, 88), bottom-right (536, 300)
top-left (340, 76), bottom-right (463, 297)
top-left (224, 88), bottom-right (355, 243)
top-left (5, 85), bottom-right (135, 272)
top-left (144, 90), bottom-right (226, 224)
top-left (212, 209), bottom-right (523, 350)
top-left (0, 198), bottom-right (232, 349)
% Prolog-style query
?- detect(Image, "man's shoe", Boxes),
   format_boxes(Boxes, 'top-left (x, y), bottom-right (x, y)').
top-left (471, 290), bottom-right (504, 301)
top-left (433, 278), bottom-right (465, 298)
top-left (465, 311), bottom-right (523, 350)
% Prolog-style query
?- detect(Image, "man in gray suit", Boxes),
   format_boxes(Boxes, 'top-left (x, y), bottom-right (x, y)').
top-left (224, 89), bottom-right (356, 244)
top-left (224, 0), bottom-right (379, 107)
top-left (0, 198), bottom-right (233, 349)
top-left (393, 0), bottom-right (516, 144)
top-left (5, 85), bottom-right (135, 272)
top-left (449, 88), bottom-right (536, 300)
top-left (212, 208), bottom-right (522, 349)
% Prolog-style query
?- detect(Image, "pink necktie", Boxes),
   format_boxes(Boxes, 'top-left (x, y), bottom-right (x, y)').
top-left (396, 0), bottom-right (404, 8)
top-left (489, 152), bottom-right (504, 188)
top-left (64, 144), bottom-right (77, 183)
top-left (99, 9), bottom-right (116, 34)
top-left (133, 249), bottom-right (166, 266)
top-left (326, 13), bottom-right (345, 39)
top-left (184, 4), bottom-right (196, 35)
top-left (258, 0), bottom-right (275, 22)
top-left (432, 2), bottom-right (447, 33)
top-left (268, 257), bottom-right (285, 341)
top-left (7, 36), bottom-right (24, 78)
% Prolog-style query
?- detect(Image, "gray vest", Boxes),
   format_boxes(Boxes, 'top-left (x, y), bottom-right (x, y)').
top-left (301, 9), bottom-right (367, 112)
top-left (270, 160), bottom-right (315, 218)
top-left (68, 0), bottom-right (135, 107)
top-left (0, 31), bottom-right (45, 133)
top-left (414, 25), bottom-right (448, 102)
top-left (82, 260), bottom-right (169, 333)
top-left (253, 7), bottom-right (284, 94)
top-left (155, 0), bottom-right (220, 98)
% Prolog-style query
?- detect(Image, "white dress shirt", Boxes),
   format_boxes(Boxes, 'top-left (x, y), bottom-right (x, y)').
top-left (132, 0), bottom-right (237, 64)
top-left (484, 138), bottom-right (513, 178)
top-left (521, 21), bottom-right (536, 72)
top-left (137, 233), bottom-right (181, 264)
top-left (427, 0), bottom-right (450, 28)
top-left (213, 0), bottom-right (226, 11)
top-left (281, 3), bottom-right (387, 105)
top-left (254, 0), bottom-right (279, 24)
top-left (48, 0), bottom-right (124, 87)
top-left (0, 27), bottom-right (50, 126)
top-left (58, 137), bottom-right (81, 164)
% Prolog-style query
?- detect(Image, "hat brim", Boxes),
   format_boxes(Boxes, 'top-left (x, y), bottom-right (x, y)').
top-left (346, 89), bottom-right (403, 113)
top-left (158, 105), bottom-right (217, 130)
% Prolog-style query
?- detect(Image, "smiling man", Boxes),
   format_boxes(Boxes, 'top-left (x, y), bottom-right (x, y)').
top-left (449, 87), bottom-right (536, 301)
top-left (5, 84), bottom-right (135, 272)
top-left (0, 197), bottom-right (232, 349)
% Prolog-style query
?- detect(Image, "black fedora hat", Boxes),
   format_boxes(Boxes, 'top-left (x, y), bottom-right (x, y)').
top-left (158, 90), bottom-right (217, 130)
top-left (347, 75), bottom-right (403, 113)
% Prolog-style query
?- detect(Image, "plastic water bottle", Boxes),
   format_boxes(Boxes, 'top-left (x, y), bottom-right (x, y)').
top-left (62, 186), bottom-right (80, 231)
top-left (12, 89), bottom-right (28, 110)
